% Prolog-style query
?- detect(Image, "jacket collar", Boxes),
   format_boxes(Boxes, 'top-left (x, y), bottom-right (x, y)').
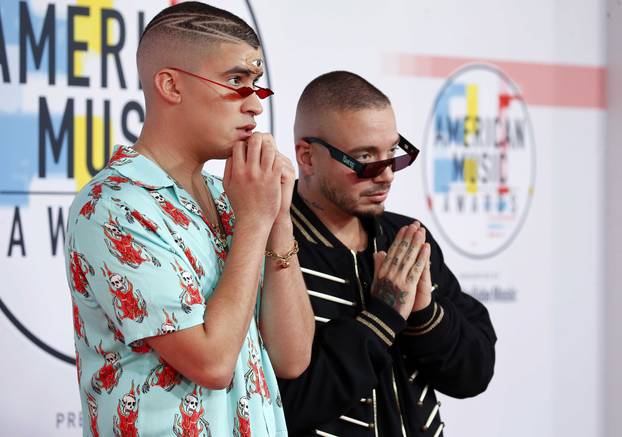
top-left (291, 180), bottom-right (388, 251)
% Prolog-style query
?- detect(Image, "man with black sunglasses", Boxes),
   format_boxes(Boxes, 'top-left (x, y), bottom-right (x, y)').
top-left (278, 71), bottom-right (496, 436)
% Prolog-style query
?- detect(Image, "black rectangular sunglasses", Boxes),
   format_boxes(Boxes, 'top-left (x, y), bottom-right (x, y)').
top-left (303, 135), bottom-right (420, 178)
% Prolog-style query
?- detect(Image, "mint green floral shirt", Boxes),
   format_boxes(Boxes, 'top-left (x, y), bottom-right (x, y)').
top-left (65, 145), bottom-right (286, 437)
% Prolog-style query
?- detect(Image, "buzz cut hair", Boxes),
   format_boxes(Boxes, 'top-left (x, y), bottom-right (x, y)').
top-left (297, 71), bottom-right (391, 115)
top-left (139, 1), bottom-right (260, 49)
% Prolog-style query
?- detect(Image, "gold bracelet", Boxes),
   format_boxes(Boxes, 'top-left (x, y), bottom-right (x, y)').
top-left (265, 240), bottom-right (299, 269)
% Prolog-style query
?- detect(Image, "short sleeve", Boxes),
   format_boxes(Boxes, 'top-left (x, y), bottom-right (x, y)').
top-left (69, 185), bottom-right (206, 346)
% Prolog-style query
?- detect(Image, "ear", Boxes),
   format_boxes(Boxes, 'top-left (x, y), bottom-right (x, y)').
top-left (295, 139), bottom-right (314, 177)
top-left (153, 69), bottom-right (182, 104)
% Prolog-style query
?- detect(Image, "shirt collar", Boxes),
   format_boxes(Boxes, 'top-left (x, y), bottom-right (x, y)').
top-left (108, 145), bottom-right (175, 189)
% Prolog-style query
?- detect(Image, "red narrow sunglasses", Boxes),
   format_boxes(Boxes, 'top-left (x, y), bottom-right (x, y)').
top-left (168, 67), bottom-right (274, 99)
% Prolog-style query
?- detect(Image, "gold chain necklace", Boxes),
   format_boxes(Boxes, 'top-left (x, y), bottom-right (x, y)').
top-left (199, 190), bottom-right (227, 246)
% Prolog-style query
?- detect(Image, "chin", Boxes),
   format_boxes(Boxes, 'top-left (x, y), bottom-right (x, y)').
top-left (355, 204), bottom-right (385, 218)
top-left (214, 141), bottom-right (239, 160)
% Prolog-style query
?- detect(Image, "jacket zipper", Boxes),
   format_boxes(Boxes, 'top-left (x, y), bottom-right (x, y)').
top-left (352, 244), bottom-right (408, 437)
top-left (392, 369), bottom-right (409, 437)
top-left (371, 237), bottom-right (408, 436)
top-left (350, 250), bottom-right (367, 310)
top-left (351, 249), bottom-right (377, 435)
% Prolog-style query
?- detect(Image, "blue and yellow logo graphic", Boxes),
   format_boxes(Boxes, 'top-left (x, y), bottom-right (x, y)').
top-left (423, 64), bottom-right (535, 259)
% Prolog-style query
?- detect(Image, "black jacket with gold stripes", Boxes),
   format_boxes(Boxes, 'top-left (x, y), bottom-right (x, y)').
top-left (278, 187), bottom-right (497, 437)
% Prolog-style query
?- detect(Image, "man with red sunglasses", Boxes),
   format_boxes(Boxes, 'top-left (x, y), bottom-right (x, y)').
top-left (65, 2), bottom-right (314, 436)
top-left (278, 71), bottom-right (496, 436)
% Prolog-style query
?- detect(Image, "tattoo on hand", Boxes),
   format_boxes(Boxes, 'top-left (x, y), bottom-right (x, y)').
top-left (374, 278), bottom-right (408, 309)
top-left (391, 256), bottom-right (399, 266)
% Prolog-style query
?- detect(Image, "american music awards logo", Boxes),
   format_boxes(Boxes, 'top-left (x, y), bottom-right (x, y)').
top-left (0, 0), bottom-right (271, 365)
top-left (422, 64), bottom-right (535, 259)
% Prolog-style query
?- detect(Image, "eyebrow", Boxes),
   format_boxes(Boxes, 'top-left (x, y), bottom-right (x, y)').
top-left (222, 66), bottom-right (264, 79)
top-left (348, 146), bottom-right (379, 155)
top-left (349, 137), bottom-right (401, 155)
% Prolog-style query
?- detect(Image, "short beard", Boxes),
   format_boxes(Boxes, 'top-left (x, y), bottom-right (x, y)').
top-left (319, 177), bottom-right (386, 218)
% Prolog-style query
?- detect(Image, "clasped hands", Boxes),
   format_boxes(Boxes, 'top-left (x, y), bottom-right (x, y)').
top-left (371, 222), bottom-right (433, 320)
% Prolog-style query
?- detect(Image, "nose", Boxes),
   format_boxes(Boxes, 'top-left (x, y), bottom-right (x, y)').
top-left (241, 92), bottom-right (263, 116)
top-left (372, 164), bottom-right (394, 184)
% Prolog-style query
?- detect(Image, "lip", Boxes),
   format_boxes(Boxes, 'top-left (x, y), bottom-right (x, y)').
top-left (237, 124), bottom-right (256, 140)
top-left (364, 191), bottom-right (389, 203)
top-left (237, 130), bottom-right (253, 140)
top-left (238, 123), bottom-right (256, 130)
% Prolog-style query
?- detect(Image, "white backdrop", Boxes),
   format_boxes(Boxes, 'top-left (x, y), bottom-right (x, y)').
top-left (0, 0), bottom-right (609, 436)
